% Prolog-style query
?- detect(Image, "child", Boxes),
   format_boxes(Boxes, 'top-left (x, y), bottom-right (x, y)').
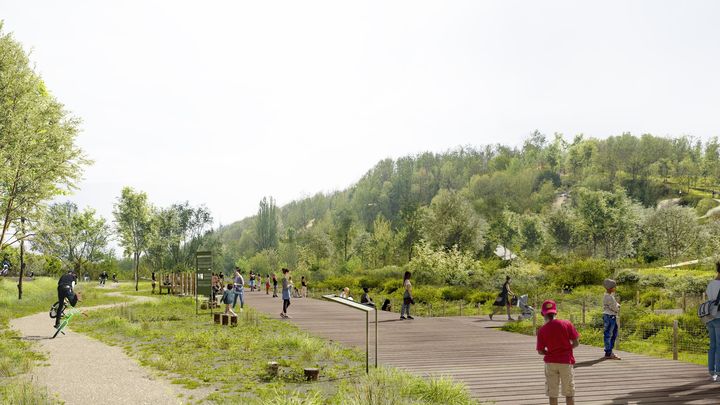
top-left (272, 273), bottom-right (278, 297)
top-left (602, 278), bottom-right (621, 360)
top-left (265, 274), bottom-right (271, 295)
top-left (536, 300), bottom-right (580, 405)
top-left (221, 283), bottom-right (237, 317)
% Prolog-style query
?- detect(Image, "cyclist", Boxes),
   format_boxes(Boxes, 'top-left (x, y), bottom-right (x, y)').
top-left (54, 269), bottom-right (80, 329)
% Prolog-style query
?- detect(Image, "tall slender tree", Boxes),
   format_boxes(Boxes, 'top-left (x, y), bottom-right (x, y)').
top-left (113, 187), bottom-right (152, 291)
top-left (255, 197), bottom-right (278, 251)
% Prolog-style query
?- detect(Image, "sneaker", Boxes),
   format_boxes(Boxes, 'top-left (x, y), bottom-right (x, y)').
top-left (400, 316), bottom-right (406, 320)
top-left (285, 315), bottom-right (292, 319)
top-left (407, 316), bottom-right (414, 320)
top-left (280, 313), bottom-right (286, 318)
top-left (605, 353), bottom-right (622, 360)
top-left (711, 375), bottom-right (718, 382)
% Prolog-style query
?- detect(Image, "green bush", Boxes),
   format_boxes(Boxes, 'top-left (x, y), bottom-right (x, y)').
top-left (695, 198), bottom-right (720, 216)
top-left (668, 275), bottom-right (706, 295)
top-left (411, 286), bottom-right (441, 304)
top-left (545, 259), bottom-right (610, 288)
top-left (315, 275), bottom-right (360, 292)
top-left (639, 288), bottom-right (667, 307)
top-left (614, 269), bottom-right (640, 285)
top-left (634, 313), bottom-right (674, 339)
top-left (639, 273), bottom-right (668, 288)
top-left (381, 279), bottom-right (401, 294)
top-left (467, 291), bottom-right (496, 304)
top-left (440, 286), bottom-right (472, 301)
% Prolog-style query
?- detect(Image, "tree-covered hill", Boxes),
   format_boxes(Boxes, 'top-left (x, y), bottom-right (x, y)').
top-left (214, 132), bottom-right (720, 275)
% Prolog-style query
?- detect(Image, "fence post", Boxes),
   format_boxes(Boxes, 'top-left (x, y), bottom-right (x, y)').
top-left (682, 292), bottom-right (686, 313)
top-left (672, 319), bottom-right (679, 361)
top-left (460, 301), bottom-right (463, 317)
top-left (442, 301), bottom-right (446, 317)
top-left (582, 299), bottom-right (586, 327)
top-left (429, 303), bottom-right (432, 317)
top-left (636, 290), bottom-right (640, 305)
top-left (532, 310), bottom-right (537, 336)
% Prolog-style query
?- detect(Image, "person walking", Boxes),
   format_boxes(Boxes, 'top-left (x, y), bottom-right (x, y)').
top-left (705, 262), bottom-right (720, 381)
top-left (249, 271), bottom-right (256, 292)
top-left (280, 268), bottom-right (293, 318)
top-left (400, 271), bottom-right (414, 320)
top-left (602, 278), bottom-right (621, 360)
top-left (221, 283), bottom-right (237, 317)
top-left (232, 267), bottom-right (245, 311)
top-left (536, 300), bottom-right (580, 405)
top-left (272, 273), bottom-right (278, 297)
top-left (301, 276), bottom-right (308, 298)
top-left (265, 274), bottom-right (271, 295)
top-left (490, 275), bottom-right (515, 321)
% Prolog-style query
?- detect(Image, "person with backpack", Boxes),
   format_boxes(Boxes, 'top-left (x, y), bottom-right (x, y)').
top-left (54, 270), bottom-right (81, 329)
top-left (705, 262), bottom-right (720, 381)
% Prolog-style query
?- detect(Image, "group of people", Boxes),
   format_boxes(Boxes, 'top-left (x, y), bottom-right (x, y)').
top-left (335, 271), bottom-right (414, 319)
top-left (215, 267), bottom-right (303, 319)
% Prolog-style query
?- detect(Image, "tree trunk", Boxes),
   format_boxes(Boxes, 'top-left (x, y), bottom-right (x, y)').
top-left (17, 224), bottom-right (24, 300)
top-left (134, 252), bottom-right (140, 291)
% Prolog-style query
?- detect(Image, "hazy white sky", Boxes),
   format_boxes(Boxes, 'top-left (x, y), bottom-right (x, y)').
top-left (2, 0), bottom-right (720, 228)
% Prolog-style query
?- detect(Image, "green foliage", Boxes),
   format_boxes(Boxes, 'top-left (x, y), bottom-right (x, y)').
top-left (0, 24), bottom-right (89, 249)
top-left (544, 259), bottom-right (610, 288)
top-left (113, 187), bottom-right (153, 290)
top-left (695, 198), bottom-right (719, 216)
top-left (408, 241), bottom-right (479, 286)
top-left (256, 196), bottom-right (279, 251)
top-left (420, 189), bottom-right (487, 254)
top-left (33, 202), bottom-right (111, 273)
top-left (639, 273), bottom-right (668, 288)
top-left (641, 206), bottom-right (699, 261)
top-left (614, 269), bottom-right (640, 285)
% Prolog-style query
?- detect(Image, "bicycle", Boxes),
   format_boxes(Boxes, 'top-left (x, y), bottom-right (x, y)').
top-left (49, 297), bottom-right (86, 338)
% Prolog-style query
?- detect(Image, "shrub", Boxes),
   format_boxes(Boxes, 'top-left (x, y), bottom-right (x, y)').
top-left (316, 275), bottom-right (360, 292)
top-left (411, 286), bottom-right (441, 304)
top-left (634, 313), bottom-right (674, 339)
top-left (614, 269), bottom-right (640, 285)
top-left (466, 291), bottom-right (496, 304)
top-left (639, 273), bottom-right (668, 288)
top-left (668, 275), bottom-right (706, 295)
top-left (639, 288), bottom-right (667, 307)
top-left (545, 259), bottom-right (610, 288)
top-left (695, 198), bottom-right (720, 216)
top-left (381, 279), bottom-right (400, 294)
top-left (440, 286), bottom-right (472, 301)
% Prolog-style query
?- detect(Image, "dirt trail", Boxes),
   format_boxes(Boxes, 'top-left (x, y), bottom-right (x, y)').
top-left (9, 290), bottom-right (183, 405)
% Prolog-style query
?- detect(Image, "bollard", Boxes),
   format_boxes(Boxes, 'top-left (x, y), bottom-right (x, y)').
top-left (672, 320), bottom-right (679, 360)
top-left (221, 314), bottom-right (229, 326)
top-left (230, 315), bottom-right (238, 327)
top-left (213, 313), bottom-right (221, 324)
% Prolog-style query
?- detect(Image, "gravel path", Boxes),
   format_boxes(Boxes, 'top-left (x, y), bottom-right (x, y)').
top-left (9, 292), bottom-right (184, 405)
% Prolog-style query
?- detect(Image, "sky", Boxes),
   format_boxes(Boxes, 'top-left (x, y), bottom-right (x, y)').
top-left (2, 0), bottom-right (720, 231)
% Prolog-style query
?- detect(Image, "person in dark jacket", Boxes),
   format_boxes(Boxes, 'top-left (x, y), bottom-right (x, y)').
top-left (360, 287), bottom-right (375, 308)
top-left (54, 270), bottom-right (80, 328)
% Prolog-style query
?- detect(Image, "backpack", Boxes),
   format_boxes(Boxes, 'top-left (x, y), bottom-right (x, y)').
top-left (698, 287), bottom-right (720, 323)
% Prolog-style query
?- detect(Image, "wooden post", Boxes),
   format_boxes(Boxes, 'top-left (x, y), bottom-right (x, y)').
top-left (682, 292), bottom-right (686, 313)
top-left (582, 299), bottom-right (586, 327)
top-left (672, 319), bottom-right (679, 360)
top-left (213, 313), bottom-right (221, 324)
top-left (532, 309), bottom-right (537, 336)
top-left (222, 314), bottom-right (229, 326)
top-left (636, 290), bottom-right (640, 305)
top-left (267, 362), bottom-right (279, 377)
top-left (428, 303), bottom-right (432, 317)
top-left (460, 301), bottom-right (463, 316)
top-left (442, 301), bottom-right (446, 317)
top-left (230, 315), bottom-right (237, 326)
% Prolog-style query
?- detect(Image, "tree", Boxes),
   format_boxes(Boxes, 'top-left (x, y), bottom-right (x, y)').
top-left (113, 187), bottom-right (152, 291)
top-left (255, 197), bottom-right (278, 251)
top-left (0, 25), bottom-right (88, 250)
top-left (34, 202), bottom-right (111, 274)
top-left (573, 188), bottom-right (642, 258)
top-left (641, 206), bottom-right (699, 261)
top-left (420, 189), bottom-right (487, 253)
top-left (333, 207), bottom-right (354, 261)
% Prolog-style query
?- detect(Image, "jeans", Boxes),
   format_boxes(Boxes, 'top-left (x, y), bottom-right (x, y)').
top-left (55, 286), bottom-right (77, 327)
top-left (707, 318), bottom-right (720, 375)
top-left (232, 289), bottom-right (244, 309)
top-left (401, 302), bottom-right (411, 317)
top-left (603, 314), bottom-right (618, 356)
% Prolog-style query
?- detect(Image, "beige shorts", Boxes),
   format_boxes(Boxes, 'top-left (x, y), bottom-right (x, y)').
top-left (545, 363), bottom-right (575, 398)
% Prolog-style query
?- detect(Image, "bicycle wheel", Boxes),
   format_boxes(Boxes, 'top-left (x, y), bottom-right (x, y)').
top-left (49, 301), bottom-right (60, 319)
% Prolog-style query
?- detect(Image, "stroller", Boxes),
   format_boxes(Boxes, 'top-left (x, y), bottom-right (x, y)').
top-left (516, 294), bottom-right (535, 320)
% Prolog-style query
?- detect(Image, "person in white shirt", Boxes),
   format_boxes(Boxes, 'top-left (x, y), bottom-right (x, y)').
top-left (602, 278), bottom-right (621, 360)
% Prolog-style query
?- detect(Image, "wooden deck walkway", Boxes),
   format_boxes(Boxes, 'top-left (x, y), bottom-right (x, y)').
top-left (244, 292), bottom-right (718, 404)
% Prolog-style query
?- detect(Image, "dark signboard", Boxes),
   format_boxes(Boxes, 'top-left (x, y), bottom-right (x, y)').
top-left (195, 251), bottom-right (212, 296)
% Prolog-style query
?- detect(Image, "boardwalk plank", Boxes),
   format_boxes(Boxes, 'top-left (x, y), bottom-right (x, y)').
top-left (244, 292), bottom-right (717, 404)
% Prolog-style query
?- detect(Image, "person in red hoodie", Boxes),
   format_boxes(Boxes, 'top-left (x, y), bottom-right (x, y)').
top-left (536, 300), bottom-right (580, 405)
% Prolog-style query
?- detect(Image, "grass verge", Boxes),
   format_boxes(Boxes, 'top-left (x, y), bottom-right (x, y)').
top-left (72, 296), bottom-right (480, 404)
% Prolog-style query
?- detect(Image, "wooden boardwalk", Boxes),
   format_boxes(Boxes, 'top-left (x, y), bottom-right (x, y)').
top-left (244, 292), bottom-right (718, 404)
